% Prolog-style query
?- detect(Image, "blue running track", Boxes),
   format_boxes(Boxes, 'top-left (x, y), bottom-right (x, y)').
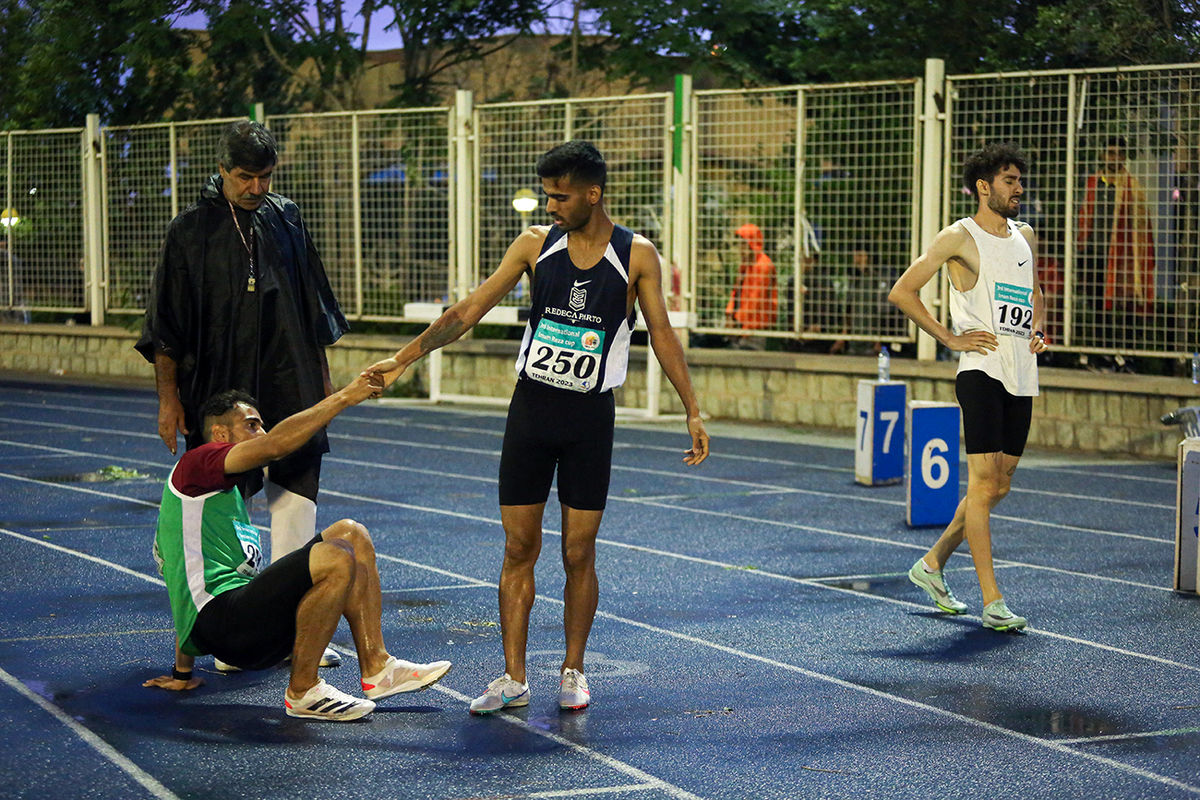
top-left (1, 378), bottom-right (1197, 799)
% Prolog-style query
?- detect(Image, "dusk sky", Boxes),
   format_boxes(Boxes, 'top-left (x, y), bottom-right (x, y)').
top-left (173, 3), bottom-right (582, 53)
top-left (173, 5), bottom-right (407, 51)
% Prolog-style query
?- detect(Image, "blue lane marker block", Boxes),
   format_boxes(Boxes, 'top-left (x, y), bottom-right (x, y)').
top-left (906, 401), bottom-right (960, 527)
top-left (1174, 437), bottom-right (1200, 593)
top-left (855, 380), bottom-right (906, 486)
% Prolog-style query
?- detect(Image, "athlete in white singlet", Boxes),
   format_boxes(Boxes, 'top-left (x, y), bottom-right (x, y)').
top-left (888, 142), bottom-right (1049, 632)
top-left (368, 141), bottom-right (710, 711)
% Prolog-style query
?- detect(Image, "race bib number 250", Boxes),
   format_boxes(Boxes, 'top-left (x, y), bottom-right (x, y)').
top-left (526, 318), bottom-right (605, 392)
top-left (993, 281), bottom-right (1033, 339)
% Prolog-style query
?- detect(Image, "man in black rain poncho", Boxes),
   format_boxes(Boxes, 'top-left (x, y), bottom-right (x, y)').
top-left (136, 121), bottom-right (349, 665)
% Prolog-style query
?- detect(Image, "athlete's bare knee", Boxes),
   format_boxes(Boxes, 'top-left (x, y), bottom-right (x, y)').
top-left (322, 518), bottom-right (369, 542)
top-left (310, 539), bottom-right (355, 585)
top-left (323, 519), bottom-right (373, 557)
top-left (561, 540), bottom-right (596, 574)
top-left (504, 536), bottom-right (541, 567)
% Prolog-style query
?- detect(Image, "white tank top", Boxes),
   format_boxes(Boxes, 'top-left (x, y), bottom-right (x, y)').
top-left (950, 217), bottom-right (1038, 397)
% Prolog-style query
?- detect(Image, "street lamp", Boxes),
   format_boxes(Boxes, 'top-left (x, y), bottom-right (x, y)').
top-left (0, 208), bottom-right (19, 228)
top-left (511, 188), bottom-right (539, 219)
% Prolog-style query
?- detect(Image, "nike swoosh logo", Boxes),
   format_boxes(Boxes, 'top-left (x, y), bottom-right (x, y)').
top-left (573, 280), bottom-right (591, 287)
top-left (501, 690), bottom-right (527, 702)
top-left (1017, 260), bottom-right (1028, 268)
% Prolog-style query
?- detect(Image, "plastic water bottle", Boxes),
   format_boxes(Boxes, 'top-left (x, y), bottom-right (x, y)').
top-left (1192, 350), bottom-right (1199, 385)
top-left (877, 348), bottom-right (890, 382)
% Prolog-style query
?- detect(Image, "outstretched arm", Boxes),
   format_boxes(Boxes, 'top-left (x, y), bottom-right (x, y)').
top-left (221, 373), bottom-right (382, 474)
top-left (367, 229), bottom-right (545, 385)
top-left (633, 238), bottom-right (709, 466)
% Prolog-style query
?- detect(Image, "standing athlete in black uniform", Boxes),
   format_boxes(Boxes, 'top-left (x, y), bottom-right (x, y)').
top-left (368, 141), bottom-right (709, 713)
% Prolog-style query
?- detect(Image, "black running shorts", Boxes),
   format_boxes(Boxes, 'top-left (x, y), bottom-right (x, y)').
top-left (955, 369), bottom-right (1033, 457)
top-left (498, 378), bottom-right (616, 510)
top-left (189, 534), bottom-right (320, 670)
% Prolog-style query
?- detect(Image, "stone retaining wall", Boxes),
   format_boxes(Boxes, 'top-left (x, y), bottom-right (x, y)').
top-left (3, 324), bottom-right (1196, 458)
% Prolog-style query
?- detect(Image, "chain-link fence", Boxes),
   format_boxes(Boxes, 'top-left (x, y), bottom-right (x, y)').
top-left (2, 128), bottom-right (87, 320)
top-left (947, 64), bottom-right (1200, 358)
top-left (475, 94), bottom-right (672, 310)
top-left (693, 80), bottom-right (920, 349)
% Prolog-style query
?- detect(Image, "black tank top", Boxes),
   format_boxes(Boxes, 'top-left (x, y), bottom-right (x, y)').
top-left (515, 224), bottom-right (636, 393)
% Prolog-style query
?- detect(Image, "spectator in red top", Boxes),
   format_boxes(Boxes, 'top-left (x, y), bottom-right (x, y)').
top-left (1077, 137), bottom-right (1157, 350)
top-left (725, 223), bottom-right (778, 341)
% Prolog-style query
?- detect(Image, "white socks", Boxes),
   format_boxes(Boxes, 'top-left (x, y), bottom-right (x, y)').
top-left (266, 479), bottom-right (317, 561)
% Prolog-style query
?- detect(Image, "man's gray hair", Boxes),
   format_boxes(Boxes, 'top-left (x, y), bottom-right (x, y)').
top-left (218, 121), bottom-right (278, 172)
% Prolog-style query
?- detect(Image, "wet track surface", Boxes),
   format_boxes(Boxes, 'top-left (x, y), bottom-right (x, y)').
top-left (0, 379), bottom-right (1198, 799)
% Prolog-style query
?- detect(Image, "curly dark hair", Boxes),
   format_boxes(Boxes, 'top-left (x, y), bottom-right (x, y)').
top-left (536, 140), bottom-right (606, 191)
top-left (199, 389), bottom-right (258, 440)
top-left (962, 142), bottom-right (1027, 196)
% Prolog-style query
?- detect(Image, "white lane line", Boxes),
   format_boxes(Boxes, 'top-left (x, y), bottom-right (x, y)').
top-left (619, 495), bottom-right (1176, 593)
top-left (325, 645), bottom-right (703, 800)
top-left (0, 470), bottom-right (161, 510)
top-left (0, 629), bottom-right (173, 644)
top-left (438, 681), bottom-right (705, 800)
top-left (325, 451), bottom-right (1171, 547)
top-left (1, 400), bottom-right (1177, 506)
top-left (1058, 726), bottom-right (1200, 745)
top-left (6, 504), bottom-right (1197, 796)
top-left (810, 567), bottom-right (975, 583)
top-left (0, 416), bottom-right (163, 442)
top-left (0, 665), bottom-right (182, 800)
top-left (1034, 465), bottom-right (1174, 485)
top-left (341, 490), bottom-right (1199, 672)
top-left (0, 452), bottom-right (75, 463)
top-left (0, 525), bottom-right (704, 799)
top-left (370, 557), bottom-right (1200, 796)
top-left (522, 784), bottom-right (658, 798)
top-left (4, 387), bottom-right (1181, 482)
top-left (997, 485), bottom-right (1169, 510)
top-left (382, 584), bottom-right (488, 594)
top-left (1, 527), bottom-right (164, 583)
top-left (0, 452), bottom-right (1186, 668)
top-left (627, 488), bottom-right (795, 502)
top-left (989, 513), bottom-right (1166, 544)
top-left (0, 412), bottom-right (1176, 536)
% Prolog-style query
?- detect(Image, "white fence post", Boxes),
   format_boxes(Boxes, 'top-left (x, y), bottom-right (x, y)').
top-left (83, 114), bottom-right (105, 326)
top-left (917, 58), bottom-right (945, 361)
top-left (671, 73), bottom-right (692, 336)
top-left (350, 112), bottom-right (363, 319)
top-left (453, 89), bottom-right (474, 305)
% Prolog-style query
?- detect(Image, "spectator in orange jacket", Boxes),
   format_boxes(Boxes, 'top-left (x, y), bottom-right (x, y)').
top-left (725, 223), bottom-right (778, 337)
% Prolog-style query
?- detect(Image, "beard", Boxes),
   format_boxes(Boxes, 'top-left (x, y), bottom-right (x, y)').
top-left (988, 193), bottom-right (1019, 219)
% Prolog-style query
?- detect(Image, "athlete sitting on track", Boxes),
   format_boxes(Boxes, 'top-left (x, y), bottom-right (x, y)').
top-left (143, 378), bottom-right (452, 721)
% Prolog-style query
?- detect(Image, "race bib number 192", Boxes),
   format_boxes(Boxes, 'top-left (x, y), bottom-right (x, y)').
top-left (993, 282), bottom-right (1033, 339)
top-left (526, 318), bottom-right (604, 392)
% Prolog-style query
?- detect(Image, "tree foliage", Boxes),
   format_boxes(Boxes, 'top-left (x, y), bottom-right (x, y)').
top-left (184, 0), bottom-right (369, 115)
top-left (1, 0), bottom-right (191, 129)
top-left (575, 0), bottom-right (1200, 89)
top-left (1, 0), bottom-right (1197, 129)
top-left (377, 0), bottom-right (549, 105)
